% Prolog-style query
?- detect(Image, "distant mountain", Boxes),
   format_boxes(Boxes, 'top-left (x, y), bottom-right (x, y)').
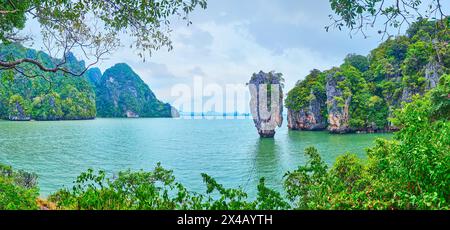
top-left (88, 63), bottom-right (178, 118)
top-left (0, 43), bottom-right (96, 121)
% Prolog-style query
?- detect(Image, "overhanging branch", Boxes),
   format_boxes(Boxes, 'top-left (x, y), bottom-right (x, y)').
top-left (0, 57), bottom-right (98, 77)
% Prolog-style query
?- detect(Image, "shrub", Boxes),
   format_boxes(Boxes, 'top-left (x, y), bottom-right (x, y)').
top-left (284, 81), bottom-right (449, 210)
top-left (0, 164), bottom-right (39, 210)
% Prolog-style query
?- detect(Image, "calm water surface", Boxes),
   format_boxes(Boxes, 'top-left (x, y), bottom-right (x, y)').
top-left (0, 118), bottom-right (391, 196)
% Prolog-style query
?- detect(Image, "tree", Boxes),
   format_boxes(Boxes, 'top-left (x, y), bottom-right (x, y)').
top-left (430, 74), bottom-right (450, 120)
top-left (344, 53), bottom-right (370, 72)
top-left (328, 0), bottom-right (449, 72)
top-left (0, 0), bottom-right (207, 78)
top-left (327, 0), bottom-right (448, 39)
top-left (284, 81), bottom-right (450, 209)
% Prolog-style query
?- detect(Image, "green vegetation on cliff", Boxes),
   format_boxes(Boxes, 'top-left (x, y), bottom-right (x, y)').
top-left (0, 43), bottom-right (96, 120)
top-left (285, 69), bottom-right (326, 112)
top-left (286, 18), bottom-right (449, 132)
top-left (89, 63), bottom-right (175, 118)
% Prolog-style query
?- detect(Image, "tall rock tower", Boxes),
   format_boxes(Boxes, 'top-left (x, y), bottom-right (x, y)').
top-left (248, 71), bottom-right (284, 138)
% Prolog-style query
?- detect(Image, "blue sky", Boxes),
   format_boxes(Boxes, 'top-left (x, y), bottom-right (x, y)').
top-left (24, 0), bottom-right (391, 112)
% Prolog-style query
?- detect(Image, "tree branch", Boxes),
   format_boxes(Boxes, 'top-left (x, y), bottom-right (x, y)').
top-left (0, 57), bottom-right (97, 77)
top-left (0, 9), bottom-right (17, 14)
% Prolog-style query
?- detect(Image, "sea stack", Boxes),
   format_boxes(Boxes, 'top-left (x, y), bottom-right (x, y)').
top-left (248, 71), bottom-right (284, 138)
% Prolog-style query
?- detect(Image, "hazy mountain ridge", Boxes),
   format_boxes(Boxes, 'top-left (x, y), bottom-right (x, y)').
top-left (88, 63), bottom-right (177, 118)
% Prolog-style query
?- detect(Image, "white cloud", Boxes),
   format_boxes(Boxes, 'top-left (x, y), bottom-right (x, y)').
top-left (97, 19), bottom-right (339, 112)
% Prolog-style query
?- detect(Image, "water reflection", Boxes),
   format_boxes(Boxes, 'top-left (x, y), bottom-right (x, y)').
top-left (246, 138), bottom-right (284, 194)
top-left (286, 129), bottom-right (392, 164)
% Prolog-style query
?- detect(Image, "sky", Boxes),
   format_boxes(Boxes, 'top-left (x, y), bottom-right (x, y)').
top-left (24, 0), bottom-right (391, 113)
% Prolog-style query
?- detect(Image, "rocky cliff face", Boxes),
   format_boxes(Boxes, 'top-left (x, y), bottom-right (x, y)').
top-left (401, 61), bottom-right (443, 103)
top-left (286, 70), bottom-right (327, 131)
top-left (286, 18), bottom-right (449, 134)
top-left (8, 102), bottom-right (30, 121)
top-left (287, 61), bottom-right (444, 134)
top-left (325, 72), bottom-right (351, 133)
top-left (287, 90), bottom-right (327, 130)
top-left (249, 71), bottom-right (284, 138)
top-left (424, 61), bottom-right (443, 90)
top-left (91, 63), bottom-right (178, 118)
top-left (400, 86), bottom-right (421, 103)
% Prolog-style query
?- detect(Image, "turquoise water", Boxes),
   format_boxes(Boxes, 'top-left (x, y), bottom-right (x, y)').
top-left (0, 118), bottom-right (391, 197)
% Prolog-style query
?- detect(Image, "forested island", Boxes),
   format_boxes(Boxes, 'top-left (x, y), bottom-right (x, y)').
top-left (0, 44), bottom-right (177, 121)
top-left (286, 19), bottom-right (448, 133)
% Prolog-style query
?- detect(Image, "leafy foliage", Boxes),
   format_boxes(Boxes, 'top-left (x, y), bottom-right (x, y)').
top-left (0, 0), bottom-right (207, 77)
top-left (328, 0), bottom-right (448, 40)
top-left (49, 164), bottom-right (289, 210)
top-left (0, 1), bottom-right (30, 43)
top-left (344, 54), bottom-right (369, 72)
top-left (285, 80), bottom-right (450, 210)
top-left (287, 18), bottom-right (449, 132)
top-left (285, 69), bottom-right (326, 112)
top-left (430, 74), bottom-right (450, 120)
top-left (0, 163), bottom-right (39, 210)
top-left (0, 43), bottom-right (96, 120)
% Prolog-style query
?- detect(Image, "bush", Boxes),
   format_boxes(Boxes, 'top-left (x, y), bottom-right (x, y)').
top-left (0, 164), bottom-right (39, 210)
top-left (49, 163), bottom-right (290, 210)
top-left (284, 80), bottom-right (449, 210)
